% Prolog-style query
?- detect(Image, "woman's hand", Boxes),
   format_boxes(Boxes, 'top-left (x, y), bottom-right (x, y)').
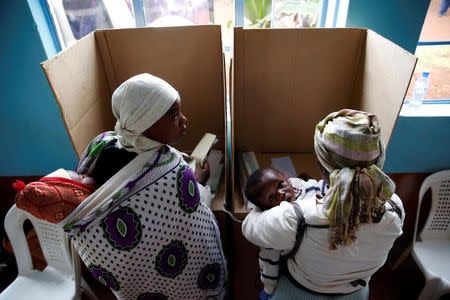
top-left (195, 160), bottom-right (210, 185)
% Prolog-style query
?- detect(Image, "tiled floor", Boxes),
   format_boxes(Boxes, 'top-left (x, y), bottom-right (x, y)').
top-left (0, 250), bottom-right (435, 300)
top-left (1, 229), bottom-right (448, 300)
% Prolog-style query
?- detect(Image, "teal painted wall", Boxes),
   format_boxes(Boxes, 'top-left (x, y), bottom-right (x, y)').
top-left (346, 0), bottom-right (429, 55)
top-left (0, 2), bottom-right (77, 176)
top-left (347, 0), bottom-right (450, 173)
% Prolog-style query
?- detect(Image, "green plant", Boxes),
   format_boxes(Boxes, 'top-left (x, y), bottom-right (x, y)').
top-left (244, 0), bottom-right (272, 28)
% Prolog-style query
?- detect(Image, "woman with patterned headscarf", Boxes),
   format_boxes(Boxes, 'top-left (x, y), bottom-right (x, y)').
top-left (62, 73), bottom-right (227, 300)
top-left (242, 109), bottom-right (404, 300)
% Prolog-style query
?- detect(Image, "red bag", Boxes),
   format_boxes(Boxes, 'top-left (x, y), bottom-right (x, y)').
top-left (13, 170), bottom-right (93, 223)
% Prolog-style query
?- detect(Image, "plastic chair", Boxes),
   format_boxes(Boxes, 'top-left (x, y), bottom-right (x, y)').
top-left (0, 205), bottom-right (97, 300)
top-left (412, 170), bottom-right (450, 300)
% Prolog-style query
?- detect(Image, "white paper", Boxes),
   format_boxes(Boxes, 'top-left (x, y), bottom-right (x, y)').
top-left (271, 156), bottom-right (297, 177)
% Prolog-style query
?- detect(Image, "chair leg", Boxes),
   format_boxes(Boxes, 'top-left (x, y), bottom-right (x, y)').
top-left (389, 245), bottom-right (411, 270)
top-left (80, 279), bottom-right (99, 300)
top-left (418, 277), bottom-right (443, 300)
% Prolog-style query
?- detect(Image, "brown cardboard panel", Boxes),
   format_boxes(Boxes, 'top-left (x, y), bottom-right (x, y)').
top-left (97, 26), bottom-right (225, 153)
top-left (255, 153), bottom-right (320, 178)
top-left (43, 25), bottom-right (227, 209)
top-left (41, 33), bottom-right (113, 158)
top-left (231, 28), bottom-right (415, 213)
top-left (351, 30), bottom-right (417, 147)
top-left (234, 28), bottom-right (365, 153)
top-left (211, 181), bottom-right (226, 211)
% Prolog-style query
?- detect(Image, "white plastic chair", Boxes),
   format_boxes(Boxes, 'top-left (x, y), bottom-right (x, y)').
top-left (0, 205), bottom-right (97, 300)
top-left (412, 170), bottom-right (450, 300)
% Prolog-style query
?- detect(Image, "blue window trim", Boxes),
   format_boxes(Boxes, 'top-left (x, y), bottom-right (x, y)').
top-left (132, 0), bottom-right (146, 27)
top-left (332, 0), bottom-right (340, 27)
top-left (235, 0), bottom-right (244, 26)
top-left (40, 0), bottom-right (62, 51)
top-left (404, 99), bottom-right (450, 105)
top-left (319, 0), bottom-right (328, 27)
top-left (417, 41), bottom-right (450, 46)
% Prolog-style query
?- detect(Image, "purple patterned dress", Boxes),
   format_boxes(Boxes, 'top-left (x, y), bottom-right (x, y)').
top-left (66, 133), bottom-right (227, 300)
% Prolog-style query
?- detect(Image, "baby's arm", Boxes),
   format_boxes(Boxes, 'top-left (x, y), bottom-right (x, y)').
top-left (242, 202), bottom-right (297, 250)
top-left (290, 177), bottom-right (328, 201)
top-left (259, 247), bottom-right (281, 295)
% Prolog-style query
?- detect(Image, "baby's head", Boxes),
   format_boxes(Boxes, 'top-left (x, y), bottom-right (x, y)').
top-left (244, 167), bottom-right (296, 210)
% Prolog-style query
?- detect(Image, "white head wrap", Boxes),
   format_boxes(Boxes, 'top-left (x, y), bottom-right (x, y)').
top-left (112, 73), bottom-right (179, 153)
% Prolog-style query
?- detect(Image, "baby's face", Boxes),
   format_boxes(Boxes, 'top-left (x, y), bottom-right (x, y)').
top-left (257, 169), bottom-right (296, 210)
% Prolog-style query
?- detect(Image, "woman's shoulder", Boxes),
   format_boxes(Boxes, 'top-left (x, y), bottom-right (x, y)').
top-left (298, 196), bottom-right (329, 225)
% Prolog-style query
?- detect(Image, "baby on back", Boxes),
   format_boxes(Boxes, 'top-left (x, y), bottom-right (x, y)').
top-left (244, 167), bottom-right (327, 298)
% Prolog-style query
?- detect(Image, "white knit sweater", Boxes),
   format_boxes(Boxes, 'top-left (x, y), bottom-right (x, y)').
top-left (255, 178), bottom-right (327, 294)
top-left (243, 188), bottom-right (404, 294)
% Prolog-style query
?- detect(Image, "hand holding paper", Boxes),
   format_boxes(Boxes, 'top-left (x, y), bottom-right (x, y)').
top-left (194, 159), bottom-right (210, 185)
top-left (188, 133), bottom-right (218, 171)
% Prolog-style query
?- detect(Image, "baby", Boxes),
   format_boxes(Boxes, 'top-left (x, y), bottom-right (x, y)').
top-left (14, 169), bottom-right (95, 223)
top-left (244, 167), bottom-right (327, 298)
top-left (245, 167), bottom-right (297, 210)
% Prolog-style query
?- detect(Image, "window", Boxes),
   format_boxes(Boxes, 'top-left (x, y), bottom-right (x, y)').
top-left (243, 0), bottom-right (348, 28)
top-left (143, 0), bottom-right (214, 26)
top-left (47, 0), bottom-right (134, 47)
top-left (406, 0), bottom-right (450, 101)
top-left (47, 0), bottom-right (233, 50)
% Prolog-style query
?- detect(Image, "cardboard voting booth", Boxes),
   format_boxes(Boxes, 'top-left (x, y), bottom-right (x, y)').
top-left (41, 25), bottom-right (228, 211)
top-left (40, 24), bottom-right (418, 300)
top-left (229, 28), bottom-right (417, 299)
top-left (231, 27), bottom-right (417, 217)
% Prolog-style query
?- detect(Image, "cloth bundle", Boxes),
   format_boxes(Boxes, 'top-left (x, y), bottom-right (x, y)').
top-left (13, 169), bottom-right (94, 223)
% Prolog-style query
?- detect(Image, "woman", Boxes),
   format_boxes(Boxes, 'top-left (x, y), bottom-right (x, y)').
top-left (63, 73), bottom-right (227, 300)
top-left (242, 109), bottom-right (404, 299)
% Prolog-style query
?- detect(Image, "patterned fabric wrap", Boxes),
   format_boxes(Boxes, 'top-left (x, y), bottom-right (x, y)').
top-left (313, 109), bottom-right (396, 249)
top-left (68, 134), bottom-right (226, 300)
top-left (76, 131), bottom-right (118, 176)
top-left (15, 172), bottom-right (93, 224)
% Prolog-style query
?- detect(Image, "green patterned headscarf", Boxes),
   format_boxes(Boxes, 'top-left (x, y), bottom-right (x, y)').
top-left (314, 109), bottom-right (396, 249)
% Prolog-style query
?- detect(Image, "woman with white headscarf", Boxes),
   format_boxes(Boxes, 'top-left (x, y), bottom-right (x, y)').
top-left (242, 109), bottom-right (404, 300)
top-left (63, 73), bottom-right (227, 300)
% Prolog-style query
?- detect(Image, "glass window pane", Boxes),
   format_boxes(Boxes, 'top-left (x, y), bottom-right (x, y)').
top-left (419, 0), bottom-right (450, 42)
top-left (406, 45), bottom-right (450, 100)
top-left (242, 0), bottom-right (343, 29)
top-left (407, 0), bottom-right (450, 100)
top-left (272, 0), bottom-right (321, 28)
top-left (143, 0), bottom-right (214, 26)
top-left (63, 0), bottom-right (112, 39)
top-left (142, 0), bottom-right (234, 51)
top-left (48, 0), bottom-right (135, 47)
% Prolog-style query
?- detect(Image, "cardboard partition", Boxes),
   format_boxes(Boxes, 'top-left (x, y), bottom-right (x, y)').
top-left (41, 25), bottom-right (228, 209)
top-left (232, 27), bottom-right (416, 215)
